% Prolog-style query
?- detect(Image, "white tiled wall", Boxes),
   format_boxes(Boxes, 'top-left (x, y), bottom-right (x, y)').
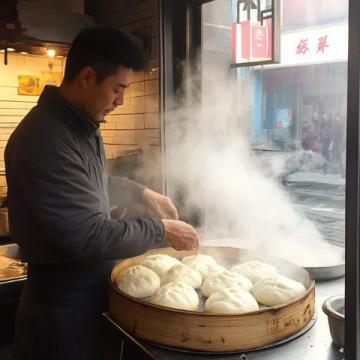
top-left (0, 53), bottom-right (65, 196)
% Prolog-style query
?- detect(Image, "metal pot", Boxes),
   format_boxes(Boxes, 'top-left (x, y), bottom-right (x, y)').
top-left (322, 295), bottom-right (345, 348)
top-left (303, 244), bottom-right (345, 281)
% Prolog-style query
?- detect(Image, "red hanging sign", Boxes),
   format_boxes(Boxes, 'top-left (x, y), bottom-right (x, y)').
top-left (231, 0), bottom-right (280, 67)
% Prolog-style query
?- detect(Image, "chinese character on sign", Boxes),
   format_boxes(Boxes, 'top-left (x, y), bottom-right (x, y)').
top-left (296, 39), bottom-right (309, 55)
top-left (317, 35), bottom-right (329, 53)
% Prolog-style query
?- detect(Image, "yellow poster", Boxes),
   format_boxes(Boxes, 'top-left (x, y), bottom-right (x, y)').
top-left (18, 72), bottom-right (63, 96)
top-left (18, 76), bottom-right (41, 95)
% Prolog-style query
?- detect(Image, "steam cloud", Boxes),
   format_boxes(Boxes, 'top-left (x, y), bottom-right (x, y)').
top-left (164, 65), bottom-right (341, 267)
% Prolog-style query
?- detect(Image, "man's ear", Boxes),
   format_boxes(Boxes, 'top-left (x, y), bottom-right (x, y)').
top-left (78, 66), bottom-right (97, 88)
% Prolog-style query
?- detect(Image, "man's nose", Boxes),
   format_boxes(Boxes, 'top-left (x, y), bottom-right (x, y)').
top-left (114, 95), bottom-right (124, 106)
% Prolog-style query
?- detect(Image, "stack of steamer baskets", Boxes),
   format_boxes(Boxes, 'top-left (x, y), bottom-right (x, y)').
top-left (108, 246), bottom-right (315, 353)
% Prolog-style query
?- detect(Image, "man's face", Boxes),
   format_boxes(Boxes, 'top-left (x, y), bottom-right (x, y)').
top-left (84, 65), bottom-right (133, 122)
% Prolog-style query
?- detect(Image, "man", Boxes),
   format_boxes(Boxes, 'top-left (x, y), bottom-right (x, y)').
top-left (5, 27), bottom-right (199, 359)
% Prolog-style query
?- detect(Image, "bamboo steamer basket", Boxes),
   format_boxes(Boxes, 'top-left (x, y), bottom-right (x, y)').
top-left (108, 246), bottom-right (315, 352)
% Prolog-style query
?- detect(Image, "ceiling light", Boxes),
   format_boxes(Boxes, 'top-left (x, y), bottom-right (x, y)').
top-left (20, 51), bottom-right (28, 55)
top-left (47, 48), bottom-right (56, 57)
top-left (0, 48), bottom-right (15, 53)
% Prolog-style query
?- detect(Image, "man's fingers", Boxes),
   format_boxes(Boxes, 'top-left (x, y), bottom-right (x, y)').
top-left (170, 201), bottom-right (179, 219)
top-left (164, 199), bottom-right (179, 219)
top-left (184, 227), bottom-right (199, 250)
top-left (162, 219), bottom-right (200, 251)
top-left (194, 233), bottom-right (200, 249)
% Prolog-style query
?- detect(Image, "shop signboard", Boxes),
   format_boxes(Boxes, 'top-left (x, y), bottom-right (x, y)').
top-left (231, 0), bottom-right (280, 67)
top-left (251, 23), bottom-right (348, 69)
top-left (280, 23), bottom-right (348, 66)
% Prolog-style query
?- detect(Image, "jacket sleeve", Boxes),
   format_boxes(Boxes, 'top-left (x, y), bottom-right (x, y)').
top-left (107, 175), bottom-right (146, 208)
top-left (20, 148), bottom-right (164, 261)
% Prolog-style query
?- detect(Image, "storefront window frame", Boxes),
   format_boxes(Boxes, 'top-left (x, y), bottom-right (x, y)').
top-left (344, 0), bottom-right (360, 357)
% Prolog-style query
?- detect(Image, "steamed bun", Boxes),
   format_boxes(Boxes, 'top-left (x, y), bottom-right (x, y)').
top-left (182, 254), bottom-right (225, 279)
top-left (231, 260), bottom-right (278, 283)
top-left (115, 265), bottom-right (160, 298)
top-left (205, 288), bottom-right (259, 314)
top-left (251, 275), bottom-right (306, 306)
top-left (149, 282), bottom-right (199, 311)
top-left (140, 254), bottom-right (181, 277)
top-left (161, 263), bottom-right (202, 289)
top-left (201, 270), bottom-right (253, 297)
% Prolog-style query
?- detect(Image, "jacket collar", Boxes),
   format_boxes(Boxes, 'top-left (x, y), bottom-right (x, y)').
top-left (38, 85), bottom-right (99, 135)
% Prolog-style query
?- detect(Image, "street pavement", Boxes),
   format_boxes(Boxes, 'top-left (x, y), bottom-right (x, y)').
top-left (283, 171), bottom-right (345, 248)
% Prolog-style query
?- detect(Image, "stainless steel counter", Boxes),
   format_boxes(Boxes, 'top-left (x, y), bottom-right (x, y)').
top-left (105, 278), bottom-right (345, 360)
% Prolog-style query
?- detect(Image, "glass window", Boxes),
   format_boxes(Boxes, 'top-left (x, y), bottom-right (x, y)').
top-left (200, 0), bottom-right (347, 249)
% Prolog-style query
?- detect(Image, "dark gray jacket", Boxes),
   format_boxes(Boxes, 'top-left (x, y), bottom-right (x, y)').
top-left (5, 86), bottom-right (164, 264)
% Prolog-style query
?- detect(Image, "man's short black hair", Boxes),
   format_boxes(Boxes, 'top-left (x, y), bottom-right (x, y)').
top-left (63, 26), bottom-right (146, 84)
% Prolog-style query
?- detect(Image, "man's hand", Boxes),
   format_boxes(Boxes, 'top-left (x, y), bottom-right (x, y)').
top-left (161, 219), bottom-right (199, 250)
top-left (143, 188), bottom-right (178, 219)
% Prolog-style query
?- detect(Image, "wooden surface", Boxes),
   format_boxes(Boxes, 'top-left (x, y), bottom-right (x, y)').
top-left (108, 246), bottom-right (316, 352)
top-left (0, 244), bottom-right (27, 282)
